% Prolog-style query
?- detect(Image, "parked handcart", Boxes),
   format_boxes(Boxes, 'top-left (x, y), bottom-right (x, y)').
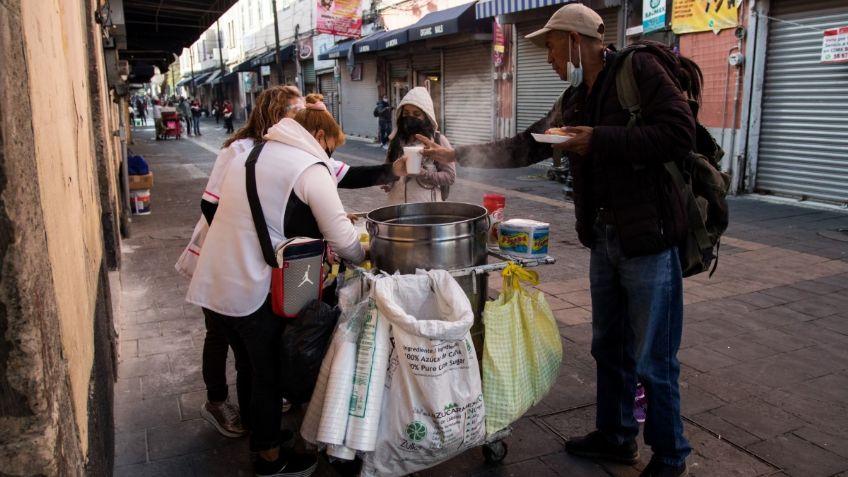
top-left (161, 111), bottom-right (182, 139)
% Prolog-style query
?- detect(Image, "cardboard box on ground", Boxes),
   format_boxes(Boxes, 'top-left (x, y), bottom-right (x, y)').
top-left (129, 172), bottom-right (153, 190)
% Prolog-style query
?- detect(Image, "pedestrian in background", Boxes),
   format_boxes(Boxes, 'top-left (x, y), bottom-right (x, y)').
top-left (191, 99), bottom-right (202, 136)
top-left (135, 96), bottom-right (147, 126)
top-left (152, 99), bottom-right (163, 140)
top-left (419, 4), bottom-right (695, 476)
top-left (223, 100), bottom-right (234, 133)
top-left (178, 97), bottom-right (193, 136)
top-left (373, 95), bottom-right (392, 148)
top-left (213, 100), bottom-right (222, 124)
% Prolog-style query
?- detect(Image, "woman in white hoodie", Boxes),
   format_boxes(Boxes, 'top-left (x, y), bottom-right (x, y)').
top-left (175, 87), bottom-right (402, 447)
top-left (384, 86), bottom-right (456, 204)
top-left (186, 95), bottom-right (364, 477)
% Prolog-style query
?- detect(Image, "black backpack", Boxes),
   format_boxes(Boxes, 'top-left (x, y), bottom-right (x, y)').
top-left (613, 43), bottom-right (731, 277)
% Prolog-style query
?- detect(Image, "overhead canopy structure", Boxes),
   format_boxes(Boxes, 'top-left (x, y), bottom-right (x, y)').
top-left (120, 0), bottom-right (237, 77)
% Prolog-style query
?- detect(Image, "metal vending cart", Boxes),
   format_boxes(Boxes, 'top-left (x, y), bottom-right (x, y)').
top-left (363, 202), bottom-right (557, 466)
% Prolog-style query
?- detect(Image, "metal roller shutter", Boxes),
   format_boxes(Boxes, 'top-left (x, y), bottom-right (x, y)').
top-left (755, 0), bottom-right (848, 204)
top-left (302, 61), bottom-right (316, 88)
top-left (443, 44), bottom-right (494, 146)
top-left (599, 7), bottom-right (619, 46)
top-left (340, 58), bottom-right (379, 137)
top-left (516, 19), bottom-right (567, 131)
top-left (319, 72), bottom-right (339, 120)
top-left (412, 51), bottom-right (441, 72)
top-left (389, 60), bottom-right (410, 79)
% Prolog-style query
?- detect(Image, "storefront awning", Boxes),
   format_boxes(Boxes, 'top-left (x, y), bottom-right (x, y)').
top-left (176, 77), bottom-right (192, 87)
top-left (234, 44), bottom-right (295, 71)
top-left (475, 0), bottom-right (570, 19)
top-left (190, 71), bottom-right (213, 86)
top-left (353, 30), bottom-right (392, 54)
top-left (220, 71), bottom-right (239, 83)
top-left (317, 39), bottom-right (356, 60)
top-left (378, 28), bottom-right (409, 50)
top-left (201, 70), bottom-right (221, 85)
top-left (408, 2), bottom-right (490, 41)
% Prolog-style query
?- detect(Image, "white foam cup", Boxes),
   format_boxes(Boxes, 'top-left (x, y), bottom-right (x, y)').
top-left (403, 146), bottom-right (423, 174)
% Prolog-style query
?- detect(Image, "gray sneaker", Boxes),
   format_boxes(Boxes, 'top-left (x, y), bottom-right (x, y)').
top-left (201, 401), bottom-right (247, 438)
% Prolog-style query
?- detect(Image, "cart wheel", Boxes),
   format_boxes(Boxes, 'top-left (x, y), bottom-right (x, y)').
top-left (482, 441), bottom-right (508, 464)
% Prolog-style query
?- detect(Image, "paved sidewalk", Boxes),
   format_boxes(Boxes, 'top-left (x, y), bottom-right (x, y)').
top-left (114, 118), bottom-right (848, 476)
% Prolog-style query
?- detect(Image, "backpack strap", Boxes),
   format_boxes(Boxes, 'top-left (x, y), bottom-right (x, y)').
top-left (615, 49), bottom-right (643, 128)
top-left (244, 142), bottom-right (277, 268)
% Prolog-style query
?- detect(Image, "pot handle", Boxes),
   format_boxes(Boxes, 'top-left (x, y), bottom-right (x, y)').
top-left (366, 220), bottom-right (378, 238)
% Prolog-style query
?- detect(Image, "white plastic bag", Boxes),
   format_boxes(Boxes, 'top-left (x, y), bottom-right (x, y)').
top-left (362, 270), bottom-right (485, 477)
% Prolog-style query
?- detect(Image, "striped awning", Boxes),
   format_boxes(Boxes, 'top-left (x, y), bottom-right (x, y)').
top-left (475, 0), bottom-right (572, 18)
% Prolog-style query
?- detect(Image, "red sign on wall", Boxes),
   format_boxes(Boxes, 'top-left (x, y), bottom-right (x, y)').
top-left (315, 0), bottom-right (362, 38)
top-left (821, 26), bottom-right (848, 64)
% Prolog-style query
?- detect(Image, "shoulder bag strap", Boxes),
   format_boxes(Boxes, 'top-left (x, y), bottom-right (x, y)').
top-left (244, 143), bottom-right (277, 267)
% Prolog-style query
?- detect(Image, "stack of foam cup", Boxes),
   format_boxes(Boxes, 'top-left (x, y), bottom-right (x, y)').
top-left (344, 308), bottom-right (392, 452)
top-left (317, 340), bottom-right (357, 449)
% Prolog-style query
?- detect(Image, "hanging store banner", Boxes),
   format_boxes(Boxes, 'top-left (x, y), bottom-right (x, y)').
top-left (671, 0), bottom-right (741, 34)
top-left (643, 0), bottom-right (667, 33)
top-left (315, 0), bottom-right (362, 38)
top-left (821, 26), bottom-right (848, 64)
top-left (493, 19), bottom-right (505, 67)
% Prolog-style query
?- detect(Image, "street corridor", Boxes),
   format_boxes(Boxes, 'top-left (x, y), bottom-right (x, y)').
top-left (114, 117), bottom-right (848, 476)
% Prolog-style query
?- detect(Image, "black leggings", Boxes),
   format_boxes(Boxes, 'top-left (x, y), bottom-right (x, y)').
top-left (202, 299), bottom-right (284, 452)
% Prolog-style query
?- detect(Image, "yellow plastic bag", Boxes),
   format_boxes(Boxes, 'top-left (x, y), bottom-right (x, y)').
top-left (482, 263), bottom-right (563, 436)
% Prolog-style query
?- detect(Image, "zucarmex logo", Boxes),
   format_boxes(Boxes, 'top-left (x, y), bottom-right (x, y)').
top-left (406, 421), bottom-right (427, 442)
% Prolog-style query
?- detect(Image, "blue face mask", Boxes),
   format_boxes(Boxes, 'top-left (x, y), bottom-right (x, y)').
top-left (567, 36), bottom-right (583, 87)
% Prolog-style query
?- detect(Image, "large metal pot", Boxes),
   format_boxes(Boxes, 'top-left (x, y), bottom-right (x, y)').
top-left (366, 201), bottom-right (490, 354)
top-left (366, 202), bottom-right (488, 274)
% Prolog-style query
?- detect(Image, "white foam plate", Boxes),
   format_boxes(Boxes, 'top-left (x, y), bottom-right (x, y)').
top-left (531, 133), bottom-right (573, 144)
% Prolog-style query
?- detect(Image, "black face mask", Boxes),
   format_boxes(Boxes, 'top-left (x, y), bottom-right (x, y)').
top-left (399, 116), bottom-right (428, 136)
top-left (324, 147), bottom-right (334, 158)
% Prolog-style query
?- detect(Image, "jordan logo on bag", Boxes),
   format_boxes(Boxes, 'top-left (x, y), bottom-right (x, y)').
top-left (298, 264), bottom-right (314, 288)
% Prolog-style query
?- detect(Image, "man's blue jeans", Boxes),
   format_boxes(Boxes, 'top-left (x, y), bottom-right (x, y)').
top-left (589, 221), bottom-right (690, 466)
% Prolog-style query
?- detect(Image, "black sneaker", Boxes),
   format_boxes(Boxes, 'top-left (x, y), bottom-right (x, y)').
top-left (565, 430), bottom-right (639, 464)
top-left (254, 452), bottom-right (317, 477)
top-left (640, 458), bottom-right (688, 477)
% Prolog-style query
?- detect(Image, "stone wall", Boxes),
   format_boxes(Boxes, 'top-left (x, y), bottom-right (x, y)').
top-left (0, 0), bottom-right (120, 473)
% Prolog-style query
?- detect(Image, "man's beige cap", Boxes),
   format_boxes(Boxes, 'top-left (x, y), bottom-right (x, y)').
top-left (525, 3), bottom-right (605, 47)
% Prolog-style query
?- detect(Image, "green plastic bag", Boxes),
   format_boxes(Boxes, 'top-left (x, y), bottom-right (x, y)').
top-left (482, 263), bottom-right (563, 436)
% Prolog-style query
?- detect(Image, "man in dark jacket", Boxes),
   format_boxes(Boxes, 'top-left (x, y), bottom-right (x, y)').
top-left (418, 4), bottom-right (694, 476)
top-left (374, 96), bottom-right (393, 148)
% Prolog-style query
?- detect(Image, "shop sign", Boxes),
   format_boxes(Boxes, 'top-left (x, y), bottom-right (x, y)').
top-left (671, 0), bottom-right (741, 34)
top-left (821, 26), bottom-right (848, 64)
top-left (298, 37), bottom-right (314, 60)
top-left (643, 0), bottom-right (666, 33)
top-left (315, 0), bottom-right (362, 38)
top-left (493, 19), bottom-right (505, 67)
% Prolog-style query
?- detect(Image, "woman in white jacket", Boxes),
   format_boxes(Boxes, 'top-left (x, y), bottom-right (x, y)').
top-left (186, 96), bottom-right (364, 477)
top-left (384, 86), bottom-right (456, 204)
top-left (175, 86), bottom-right (402, 446)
